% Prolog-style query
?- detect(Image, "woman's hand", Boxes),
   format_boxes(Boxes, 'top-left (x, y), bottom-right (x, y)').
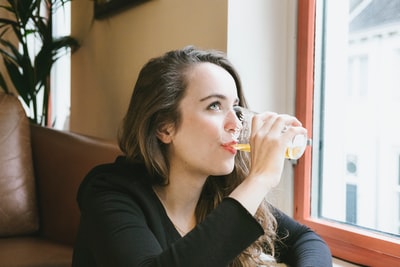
top-left (249, 112), bottom-right (306, 188)
top-left (230, 112), bottom-right (307, 215)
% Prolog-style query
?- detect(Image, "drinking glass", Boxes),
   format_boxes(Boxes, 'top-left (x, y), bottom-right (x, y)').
top-left (232, 106), bottom-right (310, 160)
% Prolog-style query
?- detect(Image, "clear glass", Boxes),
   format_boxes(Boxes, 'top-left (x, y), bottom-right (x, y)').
top-left (232, 106), bottom-right (309, 160)
top-left (313, 0), bottom-right (400, 237)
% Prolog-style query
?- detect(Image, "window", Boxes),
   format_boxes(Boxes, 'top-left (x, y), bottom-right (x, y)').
top-left (51, 2), bottom-right (72, 130)
top-left (294, 0), bottom-right (400, 265)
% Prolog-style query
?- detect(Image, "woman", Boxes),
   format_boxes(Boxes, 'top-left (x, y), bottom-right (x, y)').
top-left (72, 46), bottom-right (332, 266)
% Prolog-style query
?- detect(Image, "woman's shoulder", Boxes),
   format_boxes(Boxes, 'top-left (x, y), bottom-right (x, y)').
top-left (76, 156), bottom-right (153, 206)
top-left (90, 156), bottom-right (147, 178)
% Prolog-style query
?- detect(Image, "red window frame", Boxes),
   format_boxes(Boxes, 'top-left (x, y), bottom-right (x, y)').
top-left (294, 0), bottom-right (400, 265)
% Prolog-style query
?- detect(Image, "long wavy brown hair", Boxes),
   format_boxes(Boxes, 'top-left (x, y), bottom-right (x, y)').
top-left (119, 46), bottom-right (277, 266)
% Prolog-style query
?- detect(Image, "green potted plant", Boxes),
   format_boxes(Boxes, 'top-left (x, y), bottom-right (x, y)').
top-left (0, 0), bottom-right (79, 126)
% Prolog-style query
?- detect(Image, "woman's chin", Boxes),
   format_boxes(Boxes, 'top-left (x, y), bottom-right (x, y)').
top-left (212, 163), bottom-right (235, 176)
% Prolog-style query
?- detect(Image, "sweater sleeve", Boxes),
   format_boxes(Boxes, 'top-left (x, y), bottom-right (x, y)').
top-left (272, 207), bottom-right (333, 267)
top-left (159, 198), bottom-right (264, 266)
top-left (73, 176), bottom-right (264, 267)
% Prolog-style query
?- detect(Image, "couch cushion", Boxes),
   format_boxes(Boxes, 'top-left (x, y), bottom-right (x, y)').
top-left (0, 236), bottom-right (72, 267)
top-left (0, 93), bottom-right (39, 236)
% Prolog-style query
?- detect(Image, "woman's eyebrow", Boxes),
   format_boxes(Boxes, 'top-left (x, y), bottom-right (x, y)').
top-left (199, 94), bottom-right (226, 102)
top-left (199, 94), bottom-right (239, 104)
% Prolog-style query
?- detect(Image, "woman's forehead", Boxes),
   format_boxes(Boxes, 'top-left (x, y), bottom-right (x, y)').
top-left (184, 63), bottom-right (238, 101)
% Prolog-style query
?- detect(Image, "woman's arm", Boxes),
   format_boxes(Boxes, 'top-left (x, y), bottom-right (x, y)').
top-left (272, 207), bottom-right (332, 266)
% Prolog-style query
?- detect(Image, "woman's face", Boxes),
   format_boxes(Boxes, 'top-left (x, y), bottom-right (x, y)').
top-left (165, 62), bottom-right (241, 179)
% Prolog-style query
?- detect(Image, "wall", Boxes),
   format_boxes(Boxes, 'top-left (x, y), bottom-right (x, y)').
top-left (227, 0), bottom-right (297, 115)
top-left (0, 2), bottom-right (20, 96)
top-left (227, 0), bottom-right (298, 214)
top-left (70, 0), bottom-right (228, 140)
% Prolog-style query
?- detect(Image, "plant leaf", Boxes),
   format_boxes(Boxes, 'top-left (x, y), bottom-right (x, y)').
top-left (3, 57), bottom-right (31, 105)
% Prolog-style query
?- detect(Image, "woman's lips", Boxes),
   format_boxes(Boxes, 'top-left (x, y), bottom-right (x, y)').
top-left (221, 141), bottom-right (238, 154)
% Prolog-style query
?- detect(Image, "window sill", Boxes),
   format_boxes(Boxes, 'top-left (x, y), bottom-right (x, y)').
top-left (333, 258), bottom-right (361, 267)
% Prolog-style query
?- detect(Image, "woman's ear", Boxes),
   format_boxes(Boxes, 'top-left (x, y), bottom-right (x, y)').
top-left (156, 123), bottom-right (175, 144)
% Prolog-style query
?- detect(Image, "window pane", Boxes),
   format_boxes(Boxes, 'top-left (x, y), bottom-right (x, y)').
top-left (313, 0), bottom-right (400, 237)
top-left (51, 2), bottom-right (72, 130)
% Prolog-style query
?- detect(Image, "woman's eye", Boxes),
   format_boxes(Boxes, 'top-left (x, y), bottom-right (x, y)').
top-left (208, 102), bottom-right (222, 111)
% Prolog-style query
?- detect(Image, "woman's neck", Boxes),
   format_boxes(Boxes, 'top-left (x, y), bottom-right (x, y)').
top-left (153, 178), bottom-right (204, 235)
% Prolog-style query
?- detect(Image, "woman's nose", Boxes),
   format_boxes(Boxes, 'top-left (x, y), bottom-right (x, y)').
top-left (225, 109), bottom-right (242, 133)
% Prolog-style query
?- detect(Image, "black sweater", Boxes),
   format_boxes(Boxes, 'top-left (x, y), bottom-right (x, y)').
top-left (72, 157), bottom-right (332, 267)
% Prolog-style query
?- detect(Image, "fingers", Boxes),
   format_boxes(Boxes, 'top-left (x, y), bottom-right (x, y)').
top-left (244, 112), bottom-right (308, 193)
top-left (252, 112), bottom-right (307, 139)
top-left (251, 112), bottom-right (277, 137)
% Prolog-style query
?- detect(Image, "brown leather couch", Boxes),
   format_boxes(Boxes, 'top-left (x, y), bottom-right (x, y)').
top-left (0, 92), bottom-right (122, 266)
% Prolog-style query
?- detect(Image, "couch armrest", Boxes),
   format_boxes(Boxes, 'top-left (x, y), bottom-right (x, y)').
top-left (30, 125), bottom-right (121, 245)
top-left (0, 93), bottom-right (39, 237)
